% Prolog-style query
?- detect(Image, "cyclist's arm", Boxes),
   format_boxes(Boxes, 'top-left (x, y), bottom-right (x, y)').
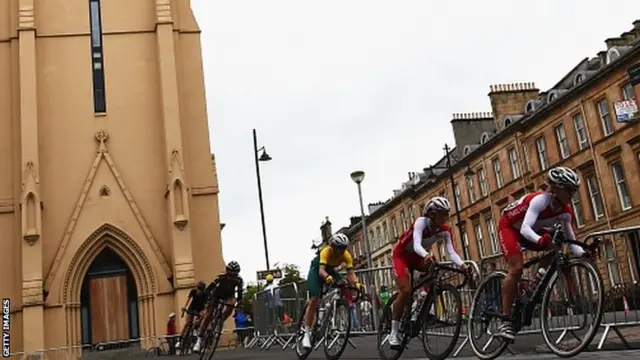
top-left (205, 276), bottom-right (221, 294)
top-left (236, 277), bottom-right (244, 305)
top-left (520, 194), bottom-right (550, 244)
top-left (443, 230), bottom-right (464, 267)
top-left (344, 252), bottom-right (358, 284)
top-left (412, 217), bottom-right (430, 258)
top-left (318, 247), bottom-right (331, 279)
top-left (184, 289), bottom-right (195, 308)
top-left (560, 212), bottom-right (585, 256)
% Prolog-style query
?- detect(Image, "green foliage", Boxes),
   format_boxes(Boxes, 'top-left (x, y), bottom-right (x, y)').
top-left (243, 283), bottom-right (264, 313)
top-left (277, 263), bottom-right (305, 286)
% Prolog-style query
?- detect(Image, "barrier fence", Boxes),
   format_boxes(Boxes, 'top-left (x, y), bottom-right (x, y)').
top-left (247, 225), bottom-right (640, 356)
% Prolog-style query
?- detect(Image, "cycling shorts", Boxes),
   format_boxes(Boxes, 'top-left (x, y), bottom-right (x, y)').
top-left (498, 216), bottom-right (546, 256)
top-left (307, 256), bottom-right (343, 298)
top-left (391, 243), bottom-right (425, 281)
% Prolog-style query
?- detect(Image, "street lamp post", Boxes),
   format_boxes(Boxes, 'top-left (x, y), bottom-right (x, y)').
top-left (350, 170), bottom-right (379, 330)
top-left (253, 129), bottom-right (273, 270)
top-left (427, 144), bottom-right (474, 257)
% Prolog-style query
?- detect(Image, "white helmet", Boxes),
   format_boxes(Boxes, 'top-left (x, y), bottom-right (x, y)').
top-left (424, 196), bottom-right (451, 214)
top-left (547, 167), bottom-right (580, 190)
top-left (330, 233), bottom-right (349, 248)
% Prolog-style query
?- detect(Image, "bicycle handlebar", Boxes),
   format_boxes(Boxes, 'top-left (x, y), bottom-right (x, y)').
top-left (326, 281), bottom-right (366, 302)
top-left (551, 223), bottom-right (602, 258)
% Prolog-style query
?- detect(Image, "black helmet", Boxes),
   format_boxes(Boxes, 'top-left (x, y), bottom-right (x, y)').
top-left (197, 281), bottom-right (206, 290)
top-left (226, 261), bottom-right (241, 275)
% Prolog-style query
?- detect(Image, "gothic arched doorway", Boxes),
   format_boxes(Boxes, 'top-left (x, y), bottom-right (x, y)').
top-left (80, 247), bottom-right (140, 345)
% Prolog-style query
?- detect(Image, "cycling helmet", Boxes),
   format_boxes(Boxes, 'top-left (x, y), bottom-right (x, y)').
top-left (330, 233), bottom-right (349, 248)
top-left (547, 167), bottom-right (580, 191)
top-left (226, 261), bottom-right (241, 274)
top-left (197, 280), bottom-right (206, 290)
top-left (424, 196), bottom-right (451, 214)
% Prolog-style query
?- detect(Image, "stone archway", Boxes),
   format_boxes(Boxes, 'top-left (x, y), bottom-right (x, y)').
top-left (62, 223), bottom-right (158, 349)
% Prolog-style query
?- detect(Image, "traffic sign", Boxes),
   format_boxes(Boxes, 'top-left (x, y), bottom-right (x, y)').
top-left (256, 269), bottom-right (283, 280)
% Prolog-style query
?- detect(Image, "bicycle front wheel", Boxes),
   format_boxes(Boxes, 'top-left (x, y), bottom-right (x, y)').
top-left (377, 293), bottom-right (407, 360)
top-left (323, 299), bottom-right (352, 360)
top-left (540, 258), bottom-right (604, 357)
top-left (467, 271), bottom-right (510, 360)
top-left (421, 283), bottom-right (462, 360)
top-left (205, 315), bottom-right (225, 360)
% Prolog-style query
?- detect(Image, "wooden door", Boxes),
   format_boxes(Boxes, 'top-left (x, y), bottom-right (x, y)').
top-left (89, 275), bottom-right (130, 343)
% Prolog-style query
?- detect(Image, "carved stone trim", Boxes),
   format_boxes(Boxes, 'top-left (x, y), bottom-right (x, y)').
top-left (62, 223), bottom-right (157, 303)
top-left (44, 130), bottom-right (172, 291)
top-left (155, 0), bottom-right (173, 23)
top-left (18, 3), bottom-right (35, 30)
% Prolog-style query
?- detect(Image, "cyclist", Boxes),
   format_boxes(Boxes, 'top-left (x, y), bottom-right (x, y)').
top-left (175, 280), bottom-right (208, 350)
top-left (497, 167), bottom-right (586, 340)
top-left (302, 233), bottom-right (362, 349)
top-left (389, 196), bottom-right (468, 348)
top-left (193, 261), bottom-right (244, 352)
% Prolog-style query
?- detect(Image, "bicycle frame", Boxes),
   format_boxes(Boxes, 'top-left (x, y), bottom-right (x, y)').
top-left (484, 224), bottom-right (601, 332)
top-left (402, 264), bottom-right (469, 336)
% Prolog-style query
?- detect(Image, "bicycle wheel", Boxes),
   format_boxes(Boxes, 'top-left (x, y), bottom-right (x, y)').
top-left (295, 301), bottom-right (314, 360)
top-left (323, 299), bottom-right (352, 360)
top-left (377, 293), bottom-right (408, 360)
top-left (540, 258), bottom-right (604, 357)
top-left (179, 325), bottom-right (193, 355)
top-left (205, 314), bottom-right (225, 360)
top-left (421, 283), bottom-right (462, 360)
top-left (145, 347), bottom-right (164, 357)
top-left (467, 271), bottom-right (510, 360)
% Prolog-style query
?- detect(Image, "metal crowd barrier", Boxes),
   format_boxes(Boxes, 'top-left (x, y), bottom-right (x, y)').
top-left (247, 281), bottom-right (300, 350)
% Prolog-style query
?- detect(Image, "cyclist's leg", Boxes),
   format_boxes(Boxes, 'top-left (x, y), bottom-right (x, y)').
top-left (303, 257), bottom-right (322, 348)
top-left (221, 297), bottom-right (235, 321)
top-left (176, 312), bottom-right (193, 348)
top-left (194, 302), bottom-right (214, 352)
top-left (498, 220), bottom-right (524, 340)
top-left (389, 245), bottom-right (418, 346)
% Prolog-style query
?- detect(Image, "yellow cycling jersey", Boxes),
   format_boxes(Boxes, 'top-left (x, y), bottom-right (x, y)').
top-left (319, 246), bottom-right (354, 270)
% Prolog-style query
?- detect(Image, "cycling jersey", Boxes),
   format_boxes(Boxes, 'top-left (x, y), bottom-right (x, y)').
top-left (206, 272), bottom-right (244, 303)
top-left (319, 246), bottom-right (354, 270)
top-left (392, 217), bottom-right (463, 280)
top-left (499, 191), bottom-right (584, 256)
top-left (187, 288), bottom-right (208, 311)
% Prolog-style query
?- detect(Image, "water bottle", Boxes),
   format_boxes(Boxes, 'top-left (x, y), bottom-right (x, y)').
top-left (529, 268), bottom-right (547, 293)
top-left (318, 306), bottom-right (325, 326)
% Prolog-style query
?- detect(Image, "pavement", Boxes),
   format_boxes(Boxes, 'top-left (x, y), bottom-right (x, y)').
top-left (164, 330), bottom-right (640, 360)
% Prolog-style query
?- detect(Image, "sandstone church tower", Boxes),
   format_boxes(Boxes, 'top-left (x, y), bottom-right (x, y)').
top-left (0, 0), bottom-right (225, 353)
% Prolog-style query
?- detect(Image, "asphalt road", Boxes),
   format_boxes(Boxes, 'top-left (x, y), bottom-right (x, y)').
top-left (168, 331), bottom-right (639, 360)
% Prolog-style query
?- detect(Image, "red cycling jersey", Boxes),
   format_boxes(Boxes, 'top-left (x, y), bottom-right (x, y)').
top-left (392, 217), bottom-right (463, 280)
top-left (498, 191), bottom-right (583, 256)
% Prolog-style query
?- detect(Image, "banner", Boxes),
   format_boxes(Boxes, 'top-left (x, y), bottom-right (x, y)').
top-left (614, 100), bottom-right (638, 122)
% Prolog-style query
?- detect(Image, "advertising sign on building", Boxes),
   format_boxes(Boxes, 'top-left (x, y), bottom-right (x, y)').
top-left (614, 100), bottom-right (639, 122)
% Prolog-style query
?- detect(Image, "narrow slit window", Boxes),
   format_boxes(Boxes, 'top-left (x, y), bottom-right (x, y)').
top-left (89, 0), bottom-right (106, 113)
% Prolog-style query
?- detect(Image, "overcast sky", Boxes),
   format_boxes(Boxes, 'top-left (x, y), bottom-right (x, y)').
top-left (190, 0), bottom-right (640, 284)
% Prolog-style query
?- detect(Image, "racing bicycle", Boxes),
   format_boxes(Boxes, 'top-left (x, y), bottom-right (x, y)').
top-left (199, 299), bottom-right (235, 360)
top-left (377, 263), bottom-right (472, 360)
top-left (295, 281), bottom-right (364, 360)
top-left (468, 223), bottom-right (603, 359)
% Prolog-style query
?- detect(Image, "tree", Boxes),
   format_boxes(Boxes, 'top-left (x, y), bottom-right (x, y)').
top-left (276, 263), bottom-right (304, 286)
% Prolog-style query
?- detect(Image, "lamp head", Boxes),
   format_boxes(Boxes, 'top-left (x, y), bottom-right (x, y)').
top-left (350, 171), bottom-right (365, 184)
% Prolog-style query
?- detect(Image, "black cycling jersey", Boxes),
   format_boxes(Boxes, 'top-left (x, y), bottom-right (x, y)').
top-left (187, 288), bottom-right (208, 311)
top-left (206, 272), bottom-right (244, 303)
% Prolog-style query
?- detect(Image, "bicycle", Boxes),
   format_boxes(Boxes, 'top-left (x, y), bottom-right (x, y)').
top-left (295, 281), bottom-right (364, 360)
top-left (468, 223), bottom-right (603, 359)
top-left (178, 308), bottom-right (201, 355)
top-left (145, 336), bottom-right (171, 357)
top-left (199, 299), bottom-right (235, 360)
top-left (377, 263), bottom-right (471, 360)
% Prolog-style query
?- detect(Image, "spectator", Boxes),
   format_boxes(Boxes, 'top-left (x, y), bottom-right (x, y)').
top-left (234, 308), bottom-right (249, 346)
top-left (379, 286), bottom-right (391, 307)
top-left (166, 312), bottom-right (177, 355)
top-left (264, 274), bottom-right (284, 332)
top-left (359, 295), bottom-right (373, 330)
